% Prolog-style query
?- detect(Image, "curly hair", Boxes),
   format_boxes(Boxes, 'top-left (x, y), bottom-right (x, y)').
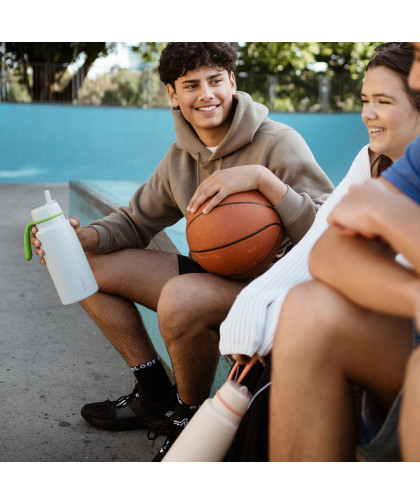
top-left (158, 42), bottom-right (237, 88)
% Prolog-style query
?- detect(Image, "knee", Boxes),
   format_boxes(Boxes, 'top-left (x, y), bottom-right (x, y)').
top-left (85, 252), bottom-right (108, 289)
top-left (272, 281), bottom-right (343, 367)
top-left (85, 252), bottom-right (120, 292)
top-left (157, 276), bottom-right (203, 346)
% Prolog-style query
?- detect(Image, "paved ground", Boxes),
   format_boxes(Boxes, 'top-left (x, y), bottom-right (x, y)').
top-left (0, 184), bottom-right (161, 462)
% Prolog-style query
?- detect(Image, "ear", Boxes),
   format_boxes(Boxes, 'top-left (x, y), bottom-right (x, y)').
top-left (230, 72), bottom-right (237, 94)
top-left (167, 83), bottom-right (179, 108)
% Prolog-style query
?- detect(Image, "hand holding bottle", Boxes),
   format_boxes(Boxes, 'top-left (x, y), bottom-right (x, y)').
top-left (25, 190), bottom-right (98, 305)
top-left (31, 216), bottom-right (99, 265)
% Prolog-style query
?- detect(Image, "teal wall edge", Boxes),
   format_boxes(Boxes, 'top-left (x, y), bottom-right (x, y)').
top-left (1, 103), bottom-right (368, 186)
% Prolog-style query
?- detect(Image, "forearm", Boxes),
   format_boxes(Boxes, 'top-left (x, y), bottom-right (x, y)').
top-left (309, 227), bottom-right (420, 320)
top-left (327, 177), bottom-right (420, 274)
top-left (89, 170), bottom-right (182, 253)
top-left (258, 168), bottom-right (320, 244)
top-left (257, 167), bottom-right (288, 206)
top-left (268, 135), bottom-right (333, 242)
top-left (363, 190), bottom-right (420, 274)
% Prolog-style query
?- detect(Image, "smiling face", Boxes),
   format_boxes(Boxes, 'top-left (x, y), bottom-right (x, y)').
top-left (167, 66), bottom-right (237, 147)
top-left (361, 65), bottom-right (420, 161)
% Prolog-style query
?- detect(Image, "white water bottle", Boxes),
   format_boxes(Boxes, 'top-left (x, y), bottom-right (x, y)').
top-left (162, 379), bottom-right (252, 462)
top-left (24, 190), bottom-right (98, 305)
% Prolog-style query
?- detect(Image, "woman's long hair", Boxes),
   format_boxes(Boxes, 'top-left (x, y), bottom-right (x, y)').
top-left (367, 44), bottom-right (420, 175)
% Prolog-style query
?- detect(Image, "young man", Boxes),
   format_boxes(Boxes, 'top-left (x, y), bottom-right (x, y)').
top-left (31, 43), bottom-right (333, 460)
top-left (269, 42), bottom-right (420, 462)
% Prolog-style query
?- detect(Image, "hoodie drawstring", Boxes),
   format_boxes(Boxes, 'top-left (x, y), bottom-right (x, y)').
top-left (196, 152), bottom-right (200, 189)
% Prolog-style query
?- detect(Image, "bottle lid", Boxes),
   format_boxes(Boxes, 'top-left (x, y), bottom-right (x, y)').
top-left (31, 190), bottom-right (62, 222)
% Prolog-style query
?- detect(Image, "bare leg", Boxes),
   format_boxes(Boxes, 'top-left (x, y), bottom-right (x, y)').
top-left (400, 346), bottom-right (420, 461)
top-left (157, 273), bottom-right (248, 404)
top-left (269, 280), bottom-right (412, 462)
top-left (80, 249), bottom-right (179, 367)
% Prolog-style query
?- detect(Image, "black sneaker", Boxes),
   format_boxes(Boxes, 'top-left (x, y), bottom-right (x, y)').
top-left (151, 401), bottom-right (198, 461)
top-left (81, 383), bottom-right (176, 431)
top-left (151, 419), bottom-right (186, 462)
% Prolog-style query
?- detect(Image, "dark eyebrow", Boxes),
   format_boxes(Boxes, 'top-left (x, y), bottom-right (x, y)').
top-left (180, 72), bottom-right (224, 85)
top-left (361, 92), bottom-right (395, 100)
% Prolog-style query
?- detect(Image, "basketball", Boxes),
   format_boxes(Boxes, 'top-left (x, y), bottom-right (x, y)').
top-left (186, 190), bottom-right (283, 279)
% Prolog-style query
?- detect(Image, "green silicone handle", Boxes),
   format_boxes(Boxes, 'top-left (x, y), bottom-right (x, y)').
top-left (24, 212), bottom-right (63, 261)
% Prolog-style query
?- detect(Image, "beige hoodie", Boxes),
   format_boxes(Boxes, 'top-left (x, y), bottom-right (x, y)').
top-left (90, 92), bottom-right (334, 258)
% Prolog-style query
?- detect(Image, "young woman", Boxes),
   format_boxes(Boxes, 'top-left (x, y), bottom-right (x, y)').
top-left (219, 43), bottom-right (420, 461)
top-left (268, 43), bottom-right (420, 462)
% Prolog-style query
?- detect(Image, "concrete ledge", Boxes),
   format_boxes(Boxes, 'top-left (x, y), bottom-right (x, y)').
top-left (70, 180), bottom-right (181, 254)
top-left (69, 180), bottom-right (233, 396)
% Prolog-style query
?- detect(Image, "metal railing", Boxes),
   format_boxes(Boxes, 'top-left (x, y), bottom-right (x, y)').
top-left (0, 61), bottom-right (363, 112)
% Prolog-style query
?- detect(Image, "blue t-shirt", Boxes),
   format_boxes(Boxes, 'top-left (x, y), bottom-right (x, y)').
top-left (382, 135), bottom-right (420, 205)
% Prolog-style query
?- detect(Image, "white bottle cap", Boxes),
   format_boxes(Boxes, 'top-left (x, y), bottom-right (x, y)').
top-left (31, 190), bottom-right (63, 222)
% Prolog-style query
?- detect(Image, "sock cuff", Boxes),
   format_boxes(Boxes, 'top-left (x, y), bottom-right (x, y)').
top-left (131, 356), bottom-right (161, 372)
top-left (176, 393), bottom-right (200, 411)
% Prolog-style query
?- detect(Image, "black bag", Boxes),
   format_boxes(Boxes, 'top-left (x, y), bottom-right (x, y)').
top-left (224, 355), bottom-right (271, 462)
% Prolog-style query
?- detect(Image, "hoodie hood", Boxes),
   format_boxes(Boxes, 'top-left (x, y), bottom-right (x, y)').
top-left (171, 91), bottom-right (269, 164)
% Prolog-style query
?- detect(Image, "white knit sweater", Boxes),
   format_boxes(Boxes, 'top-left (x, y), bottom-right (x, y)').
top-left (219, 145), bottom-right (372, 357)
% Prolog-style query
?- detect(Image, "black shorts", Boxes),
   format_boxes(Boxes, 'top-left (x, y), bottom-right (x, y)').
top-left (177, 254), bottom-right (208, 275)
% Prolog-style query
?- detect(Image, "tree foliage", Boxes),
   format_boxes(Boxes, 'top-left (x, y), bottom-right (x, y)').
top-left (131, 42), bottom-right (167, 64)
top-left (4, 42), bottom-right (112, 101)
top-left (236, 42), bottom-right (378, 111)
top-left (238, 42), bottom-right (377, 76)
top-left (2, 42), bottom-right (382, 111)
top-left (79, 66), bottom-right (169, 108)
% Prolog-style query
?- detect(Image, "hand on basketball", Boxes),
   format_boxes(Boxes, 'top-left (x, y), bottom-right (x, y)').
top-left (187, 165), bottom-right (287, 214)
top-left (188, 166), bottom-right (263, 214)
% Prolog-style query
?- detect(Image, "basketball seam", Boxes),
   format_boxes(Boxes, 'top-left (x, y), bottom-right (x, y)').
top-left (227, 233), bottom-right (282, 278)
top-left (186, 201), bottom-right (277, 231)
top-left (189, 222), bottom-right (282, 253)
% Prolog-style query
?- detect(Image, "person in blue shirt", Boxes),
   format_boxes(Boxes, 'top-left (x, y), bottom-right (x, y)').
top-left (269, 42), bottom-right (420, 462)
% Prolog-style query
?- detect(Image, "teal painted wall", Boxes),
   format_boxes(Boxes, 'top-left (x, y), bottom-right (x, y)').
top-left (1, 103), bottom-right (368, 186)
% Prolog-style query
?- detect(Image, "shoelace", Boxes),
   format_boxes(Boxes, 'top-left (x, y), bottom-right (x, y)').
top-left (108, 383), bottom-right (140, 408)
top-left (147, 418), bottom-right (172, 444)
top-left (149, 414), bottom-right (188, 452)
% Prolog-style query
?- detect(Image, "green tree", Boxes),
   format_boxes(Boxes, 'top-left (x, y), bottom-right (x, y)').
top-left (101, 68), bottom-right (144, 106)
top-left (236, 42), bottom-right (378, 111)
top-left (238, 42), bottom-right (376, 76)
top-left (78, 66), bottom-right (170, 108)
top-left (131, 42), bottom-right (167, 64)
top-left (4, 42), bottom-right (113, 102)
top-left (238, 42), bottom-right (316, 74)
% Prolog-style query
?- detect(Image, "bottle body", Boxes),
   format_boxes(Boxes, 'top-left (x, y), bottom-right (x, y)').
top-left (162, 380), bottom-right (252, 462)
top-left (36, 215), bottom-right (98, 305)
